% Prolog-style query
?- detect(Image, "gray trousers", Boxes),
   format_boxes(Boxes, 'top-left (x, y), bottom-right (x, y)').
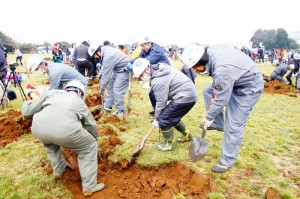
top-left (203, 83), bottom-right (262, 167)
top-left (270, 71), bottom-right (285, 83)
top-left (104, 71), bottom-right (129, 112)
top-left (33, 127), bottom-right (98, 192)
top-left (104, 73), bottom-right (117, 108)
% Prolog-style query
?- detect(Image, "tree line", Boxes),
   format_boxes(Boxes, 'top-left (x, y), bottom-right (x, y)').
top-left (250, 28), bottom-right (299, 50)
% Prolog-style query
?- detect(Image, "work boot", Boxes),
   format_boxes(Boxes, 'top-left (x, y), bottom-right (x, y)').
top-left (155, 128), bottom-right (176, 151)
top-left (83, 183), bottom-right (105, 197)
top-left (174, 121), bottom-right (193, 143)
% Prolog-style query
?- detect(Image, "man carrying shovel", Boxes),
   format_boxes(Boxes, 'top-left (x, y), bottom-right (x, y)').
top-left (132, 58), bottom-right (198, 151)
top-left (182, 44), bottom-right (264, 173)
top-left (22, 80), bottom-right (104, 196)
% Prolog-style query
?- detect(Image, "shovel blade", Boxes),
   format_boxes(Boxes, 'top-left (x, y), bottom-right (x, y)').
top-left (189, 136), bottom-right (209, 162)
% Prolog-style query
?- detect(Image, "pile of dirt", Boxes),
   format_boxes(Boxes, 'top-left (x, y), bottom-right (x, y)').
top-left (86, 93), bottom-right (102, 108)
top-left (265, 187), bottom-right (283, 199)
top-left (44, 125), bottom-right (214, 198)
top-left (263, 75), bottom-right (297, 97)
top-left (0, 110), bottom-right (32, 147)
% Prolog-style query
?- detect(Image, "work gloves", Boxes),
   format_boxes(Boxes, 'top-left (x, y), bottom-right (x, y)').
top-left (125, 62), bottom-right (132, 71)
top-left (203, 117), bottom-right (214, 127)
top-left (292, 72), bottom-right (298, 77)
top-left (152, 119), bottom-right (159, 128)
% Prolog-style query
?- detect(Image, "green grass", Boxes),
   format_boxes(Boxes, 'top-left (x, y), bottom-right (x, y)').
top-left (0, 55), bottom-right (299, 198)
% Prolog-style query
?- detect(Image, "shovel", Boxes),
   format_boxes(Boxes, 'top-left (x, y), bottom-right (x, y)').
top-left (189, 123), bottom-right (209, 162)
top-left (123, 76), bottom-right (131, 120)
top-left (129, 125), bottom-right (156, 164)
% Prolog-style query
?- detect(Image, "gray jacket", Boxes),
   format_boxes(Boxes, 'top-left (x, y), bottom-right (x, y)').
top-left (205, 45), bottom-right (264, 121)
top-left (47, 63), bottom-right (88, 90)
top-left (150, 63), bottom-right (198, 118)
top-left (100, 46), bottom-right (130, 93)
top-left (22, 90), bottom-right (98, 140)
top-left (273, 63), bottom-right (288, 77)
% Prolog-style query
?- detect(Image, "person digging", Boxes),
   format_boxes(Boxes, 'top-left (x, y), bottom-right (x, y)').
top-left (182, 44), bottom-right (264, 173)
top-left (132, 58), bottom-right (198, 151)
top-left (22, 80), bottom-right (104, 196)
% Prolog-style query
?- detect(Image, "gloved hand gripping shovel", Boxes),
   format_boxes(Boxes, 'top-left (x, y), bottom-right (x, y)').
top-left (189, 123), bottom-right (209, 162)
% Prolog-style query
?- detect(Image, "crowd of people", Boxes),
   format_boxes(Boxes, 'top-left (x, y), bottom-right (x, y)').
top-left (1, 37), bottom-right (299, 196)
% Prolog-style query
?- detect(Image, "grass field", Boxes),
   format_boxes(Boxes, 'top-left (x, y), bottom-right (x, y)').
top-left (0, 54), bottom-right (299, 198)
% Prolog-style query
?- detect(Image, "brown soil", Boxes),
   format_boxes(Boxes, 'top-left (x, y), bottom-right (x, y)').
top-left (0, 110), bottom-right (32, 147)
top-left (85, 92), bottom-right (102, 108)
top-left (1, 104), bottom-right (215, 198)
top-left (263, 74), bottom-right (297, 97)
top-left (265, 187), bottom-right (283, 199)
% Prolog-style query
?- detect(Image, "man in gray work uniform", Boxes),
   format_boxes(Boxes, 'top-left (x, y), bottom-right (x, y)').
top-left (27, 54), bottom-right (88, 92)
top-left (90, 45), bottom-right (131, 116)
top-left (22, 80), bottom-right (104, 197)
top-left (182, 44), bottom-right (264, 173)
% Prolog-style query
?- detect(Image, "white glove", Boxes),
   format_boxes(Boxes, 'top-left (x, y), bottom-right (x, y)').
top-left (292, 72), bottom-right (298, 77)
top-left (203, 117), bottom-right (214, 127)
top-left (152, 119), bottom-right (159, 128)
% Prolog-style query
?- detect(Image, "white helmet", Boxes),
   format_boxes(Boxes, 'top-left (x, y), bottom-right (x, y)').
top-left (289, 64), bottom-right (295, 70)
top-left (27, 54), bottom-right (44, 71)
top-left (293, 53), bottom-right (300, 60)
top-left (138, 36), bottom-right (151, 45)
top-left (181, 43), bottom-right (205, 68)
top-left (88, 44), bottom-right (100, 57)
top-left (132, 58), bottom-right (150, 78)
top-left (64, 80), bottom-right (85, 98)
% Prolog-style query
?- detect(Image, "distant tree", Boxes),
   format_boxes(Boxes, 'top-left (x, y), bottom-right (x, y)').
top-left (250, 28), bottom-right (299, 50)
top-left (19, 43), bottom-right (37, 53)
top-left (59, 41), bottom-right (71, 48)
top-left (275, 28), bottom-right (289, 49)
top-left (0, 31), bottom-right (16, 52)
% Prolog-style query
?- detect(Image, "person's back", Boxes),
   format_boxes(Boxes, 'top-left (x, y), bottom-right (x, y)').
top-left (47, 63), bottom-right (88, 89)
top-left (27, 90), bottom-right (86, 135)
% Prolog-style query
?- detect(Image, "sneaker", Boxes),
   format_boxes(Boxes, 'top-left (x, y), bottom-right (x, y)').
top-left (98, 105), bottom-right (112, 111)
top-left (200, 123), bottom-right (224, 131)
top-left (212, 162), bottom-right (229, 173)
top-left (83, 183), bottom-right (105, 196)
top-left (111, 111), bottom-right (124, 116)
top-left (149, 111), bottom-right (155, 116)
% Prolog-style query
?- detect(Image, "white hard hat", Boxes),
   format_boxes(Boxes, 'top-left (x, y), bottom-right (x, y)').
top-left (181, 43), bottom-right (205, 68)
top-left (289, 64), bottom-right (295, 70)
top-left (27, 54), bottom-right (44, 71)
top-left (64, 80), bottom-right (85, 98)
top-left (88, 44), bottom-right (100, 57)
top-left (293, 53), bottom-right (300, 60)
top-left (138, 36), bottom-right (151, 45)
top-left (132, 58), bottom-right (150, 78)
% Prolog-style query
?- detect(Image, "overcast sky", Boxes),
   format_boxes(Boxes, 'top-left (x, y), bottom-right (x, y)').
top-left (1, 0), bottom-right (300, 47)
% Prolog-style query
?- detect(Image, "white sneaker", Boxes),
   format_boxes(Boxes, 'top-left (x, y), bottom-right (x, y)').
top-left (111, 111), bottom-right (124, 116)
top-left (98, 105), bottom-right (112, 111)
top-left (83, 183), bottom-right (105, 196)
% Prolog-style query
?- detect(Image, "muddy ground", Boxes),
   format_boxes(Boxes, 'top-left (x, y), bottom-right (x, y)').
top-left (263, 74), bottom-right (298, 97)
top-left (0, 89), bottom-right (287, 198)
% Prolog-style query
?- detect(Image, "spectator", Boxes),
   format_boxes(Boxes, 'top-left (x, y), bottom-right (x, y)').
top-left (52, 42), bottom-right (63, 63)
top-left (14, 47), bottom-right (23, 66)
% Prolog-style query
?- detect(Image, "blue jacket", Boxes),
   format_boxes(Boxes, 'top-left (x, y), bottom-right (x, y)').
top-left (133, 42), bottom-right (170, 65)
top-left (0, 43), bottom-right (7, 79)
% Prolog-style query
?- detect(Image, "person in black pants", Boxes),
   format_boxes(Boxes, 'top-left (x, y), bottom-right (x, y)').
top-left (73, 41), bottom-right (94, 78)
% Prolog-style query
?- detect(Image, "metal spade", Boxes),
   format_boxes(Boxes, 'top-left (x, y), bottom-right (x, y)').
top-left (189, 123), bottom-right (209, 162)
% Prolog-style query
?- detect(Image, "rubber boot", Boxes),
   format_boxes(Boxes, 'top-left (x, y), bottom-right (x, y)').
top-left (155, 128), bottom-right (176, 151)
top-left (175, 121), bottom-right (193, 143)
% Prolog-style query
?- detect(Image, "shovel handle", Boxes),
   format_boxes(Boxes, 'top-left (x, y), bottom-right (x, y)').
top-left (201, 123), bottom-right (207, 139)
top-left (139, 125), bottom-right (156, 147)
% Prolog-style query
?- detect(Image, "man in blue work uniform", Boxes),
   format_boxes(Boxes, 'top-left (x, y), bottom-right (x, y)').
top-left (182, 44), bottom-right (264, 173)
top-left (132, 36), bottom-right (170, 116)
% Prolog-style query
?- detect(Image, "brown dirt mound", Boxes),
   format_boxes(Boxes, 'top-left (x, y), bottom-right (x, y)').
top-left (263, 78), bottom-right (297, 97)
top-left (265, 187), bottom-right (283, 199)
top-left (0, 110), bottom-right (32, 147)
top-left (85, 93), bottom-right (102, 108)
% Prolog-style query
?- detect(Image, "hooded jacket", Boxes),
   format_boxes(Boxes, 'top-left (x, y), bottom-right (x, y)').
top-left (150, 63), bottom-right (198, 118)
